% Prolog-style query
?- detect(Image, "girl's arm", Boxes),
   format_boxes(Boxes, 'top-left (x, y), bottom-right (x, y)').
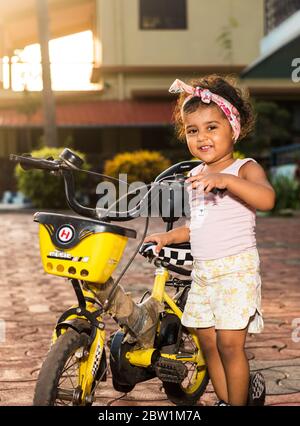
top-left (166, 225), bottom-right (190, 244)
top-left (144, 225), bottom-right (190, 253)
top-left (225, 161), bottom-right (276, 211)
top-left (187, 161), bottom-right (276, 211)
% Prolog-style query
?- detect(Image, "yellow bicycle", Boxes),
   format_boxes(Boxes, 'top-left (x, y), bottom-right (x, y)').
top-left (10, 149), bottom-right (210, 406)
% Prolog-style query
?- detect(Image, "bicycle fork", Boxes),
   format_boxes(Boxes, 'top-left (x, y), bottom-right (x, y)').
top-left (52, 279), bottom-right (106, 403)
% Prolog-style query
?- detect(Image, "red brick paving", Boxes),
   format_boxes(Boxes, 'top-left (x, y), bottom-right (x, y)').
top-left (0, 212), bottom-right (299, 406)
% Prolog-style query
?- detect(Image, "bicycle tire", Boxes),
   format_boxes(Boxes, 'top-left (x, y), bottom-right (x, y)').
top-left (33, 329), bottom-right (90, 406)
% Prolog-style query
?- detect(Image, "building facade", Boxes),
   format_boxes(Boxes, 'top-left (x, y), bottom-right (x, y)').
top-left (3, 0), bottom-right (296, 194)
top-left (243, 0), bottom-right (300, 165)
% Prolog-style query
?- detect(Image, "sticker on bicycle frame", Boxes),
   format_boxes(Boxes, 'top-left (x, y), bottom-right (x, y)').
top-left (57, 225), bottom-right (75, 243)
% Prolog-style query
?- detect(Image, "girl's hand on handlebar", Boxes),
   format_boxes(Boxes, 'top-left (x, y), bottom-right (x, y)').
top-left (187, 172), bottom-right (229, 193)
top-left (144, 233), bottom-right (172, 254)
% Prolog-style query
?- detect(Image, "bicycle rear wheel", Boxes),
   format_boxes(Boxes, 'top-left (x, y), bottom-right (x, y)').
top-left (33, 329), bottom-right (91, 406)
top-left (162, 327), bottom-right (209, 406)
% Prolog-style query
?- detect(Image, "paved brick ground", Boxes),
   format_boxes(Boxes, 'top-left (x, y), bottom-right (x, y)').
top-left (0, 211), bottom-right (299, 406)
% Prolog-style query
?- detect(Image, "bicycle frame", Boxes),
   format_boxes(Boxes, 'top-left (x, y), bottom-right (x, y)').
top-left (50, 260), bottom-right (206, 403)
top-left (125, 265), bottom-right (205, 369)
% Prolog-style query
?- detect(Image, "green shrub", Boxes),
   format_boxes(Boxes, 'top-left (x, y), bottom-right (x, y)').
top-left (104, 150), bottom-right (171, 183)
top-left (270, 175), bottom-right (300, 213)
top-left (15, 147), bottom-right (90, 208)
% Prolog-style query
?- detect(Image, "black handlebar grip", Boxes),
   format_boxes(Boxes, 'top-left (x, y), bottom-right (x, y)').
top-left (176, 176), bottom-right (226, 195)
top-left (9, 154), bottom-right (60, 171)
top-left (161, 174), bottom-right (226, 195)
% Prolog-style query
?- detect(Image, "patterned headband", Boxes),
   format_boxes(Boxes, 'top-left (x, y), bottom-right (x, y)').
top-left (169, 79), bottom-right (241, 142)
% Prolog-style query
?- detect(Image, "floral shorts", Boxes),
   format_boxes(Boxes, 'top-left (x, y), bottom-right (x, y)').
top-left (181, 248), bottom-right (264, 333)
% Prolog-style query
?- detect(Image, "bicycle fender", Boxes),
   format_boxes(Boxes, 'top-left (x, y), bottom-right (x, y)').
top-left (55, 318), bottom-right (93, 338)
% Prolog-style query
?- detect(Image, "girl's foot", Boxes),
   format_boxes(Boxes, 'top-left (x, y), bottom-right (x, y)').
top-left (247, 372), bottom-right (266, 406)
top-left (214, 400), bottom-right (231, 406)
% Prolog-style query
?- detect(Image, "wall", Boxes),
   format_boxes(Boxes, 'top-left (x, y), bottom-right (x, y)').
top-left (97, 0), bottom-right (264, 67)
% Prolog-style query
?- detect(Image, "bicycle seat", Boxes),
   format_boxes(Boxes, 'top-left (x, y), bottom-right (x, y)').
top-left (140, 242), bottom-right (193, 266)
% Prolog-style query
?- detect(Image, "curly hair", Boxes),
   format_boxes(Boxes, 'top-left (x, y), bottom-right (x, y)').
top-left (173, 74), bottom-right (255, 142)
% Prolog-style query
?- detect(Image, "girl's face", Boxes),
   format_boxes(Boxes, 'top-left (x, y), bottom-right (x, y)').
top-left (183, 104), bottom-right (234, 164)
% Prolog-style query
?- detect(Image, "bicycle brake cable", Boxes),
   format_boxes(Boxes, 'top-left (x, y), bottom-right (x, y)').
top-left (66, 166), bottom-right (130, 186)
top-left (69, 166), bottom-right (183, 311)
top-left (102, 175), bottom-right (190, 309)
top-left (102, 213), bottom-right (150, 312)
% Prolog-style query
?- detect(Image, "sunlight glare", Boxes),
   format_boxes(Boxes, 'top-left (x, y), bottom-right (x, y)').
top-left (9, 30), bottom-right (99, 91)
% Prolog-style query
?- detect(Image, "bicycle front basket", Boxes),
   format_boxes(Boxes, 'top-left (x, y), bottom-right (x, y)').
top-left (34, 212), bottom-right (136, 284)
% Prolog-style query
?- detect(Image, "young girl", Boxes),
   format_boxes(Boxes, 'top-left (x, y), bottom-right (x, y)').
top-left (144, 75), bottom-right (275, 406)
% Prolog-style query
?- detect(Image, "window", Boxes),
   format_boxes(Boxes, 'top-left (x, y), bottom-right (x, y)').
top-left (139, 0), bottom-right (187, 30)
top-left (264, 0), bottom-right (300, 34)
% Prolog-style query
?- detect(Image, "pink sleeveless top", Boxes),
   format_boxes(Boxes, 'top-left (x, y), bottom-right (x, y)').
top-left (188, 158), bottom-right (257, 260)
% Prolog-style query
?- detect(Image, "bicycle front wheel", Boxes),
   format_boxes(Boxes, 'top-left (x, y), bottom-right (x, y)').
top-left (33, 329), bottom-right (91, 406)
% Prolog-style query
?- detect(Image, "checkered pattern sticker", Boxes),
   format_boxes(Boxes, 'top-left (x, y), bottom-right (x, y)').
top-left (141, 244), bottom-right (193, 266)
top-left (92, 344), bottom-right (103, 378)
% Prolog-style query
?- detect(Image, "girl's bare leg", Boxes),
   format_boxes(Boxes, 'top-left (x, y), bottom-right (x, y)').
top-left (217, 328), bottom-right (249, 406)
top-left (195, 327), bottom-right (228, 403)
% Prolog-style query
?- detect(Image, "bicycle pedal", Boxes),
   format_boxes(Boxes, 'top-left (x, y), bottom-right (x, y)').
top-left (154, 357), bottom-right (187, 383)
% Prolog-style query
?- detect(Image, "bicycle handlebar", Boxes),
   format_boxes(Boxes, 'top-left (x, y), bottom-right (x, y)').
top-left (9, 154), bottom-right (62, 172)
top-left (9, 151), bottom-right (100, 221)
top-left (9, 149), bottom-right (225, 222)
